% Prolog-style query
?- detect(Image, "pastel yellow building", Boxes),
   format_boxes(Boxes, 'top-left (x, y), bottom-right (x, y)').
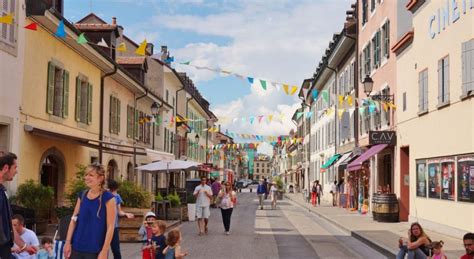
top-left (395, 0), bottom-right (473, 235)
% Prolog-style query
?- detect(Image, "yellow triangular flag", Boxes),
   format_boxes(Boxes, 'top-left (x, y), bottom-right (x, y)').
top-left (135, 39), bottom-right (147, 56)
top-left (290, 86), bottom-right (298, 95)
top-left (268, 114), bottom-right (273, 122)
top-left (0, 13), bottom-right (13, 24)
top-left (382, 102), bottom-right (388, 112)
top-left (283, 84), bottom-right (290, 95)
top-left (338, 95), bottom-right (344, 106)
top-left (389, 102), bottom-right (397, 110)
top-left (347, 96), bottom-right (353, 106)
top-left (338, 109), bottom-right (344, 119)
top-left (175, 117), bottom-right (182, 123)
top-left (117, 42), bottom-right (127, 52)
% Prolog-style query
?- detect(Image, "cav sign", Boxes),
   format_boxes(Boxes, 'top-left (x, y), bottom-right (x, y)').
top-left (369, 131), bottom-right (396, 146)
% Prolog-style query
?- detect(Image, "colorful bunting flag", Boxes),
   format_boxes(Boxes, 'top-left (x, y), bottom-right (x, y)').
top-left (347, 96), bottom-right (353, 106)
top-left (258, 115), bottom-right (264, 123)
top-left (268, 115), bottom-right (273, 122)
top-left (290, 86), bottom-right (298, 95)
top-left (77, 33), bottom-right (87, 44)
top-left (322, 90), bottom-right (329, 104)
top-left (369, 104), bottom-right (376, 114)
top-left (359, 106), bottom-right (366, 115)
top-left (296, 112), bottom-right (304, 120)
top-left (180, 61), bottom-right (191, 65)
top-left (260, 80), bottom-right (267, 90)
top-left (97, 38), bottom-right (108, 47)
top-left (338, 95), bottom-right (344, 106)
top-left (247, 77), bottom-right (254, 84)
top-left (55, 20), bottom-right (66, 38)
top-left (249, 116), bottom-right (255, 124)
top-left (135, 39), bottom-right (147, 56)
top-left (312, 89), bottom-right (318, 99)
top-left (338, 109), bottom-right (344, 119)
top-left (283, 84), bottom-right (289, 95)
top-left (0, 13), bottom-right (13, 24)
top-left (24, 22), bottom-right (37, 31)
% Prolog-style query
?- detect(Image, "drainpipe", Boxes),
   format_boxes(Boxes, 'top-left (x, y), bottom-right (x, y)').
top-left (99, 65), bottom-right (117, 164)
top-left (133, 89), bottom-right (148, 168)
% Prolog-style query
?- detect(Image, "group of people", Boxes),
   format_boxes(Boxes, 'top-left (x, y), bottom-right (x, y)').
top-left (306, 178), bottom-right (357, 209)
top-left (395, 222), bottom-right (473, 259)
top-left (256, 179), bottom-right (278, 210)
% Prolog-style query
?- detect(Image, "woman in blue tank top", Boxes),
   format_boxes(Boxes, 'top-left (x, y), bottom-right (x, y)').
top-left (63, 164), bottom-right (117, 259)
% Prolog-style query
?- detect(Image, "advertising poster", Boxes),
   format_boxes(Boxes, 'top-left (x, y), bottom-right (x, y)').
top-left (440, 158), bottom-right (455, 200)
top-left (427, 160), bottom-right (441, 199)
top-left (458, 155), bottom-right (474, 203)
top-left (416, 161), bottom-right (427, 197)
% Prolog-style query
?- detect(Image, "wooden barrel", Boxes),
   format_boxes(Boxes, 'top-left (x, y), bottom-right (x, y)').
top-left (371, 193), bottom-right (379, 221)
top-left (373, 193), bottom-right (399, 222)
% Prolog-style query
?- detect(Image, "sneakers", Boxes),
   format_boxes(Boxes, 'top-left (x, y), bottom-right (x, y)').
top-left (225, 231), bottom-right (230, 235)
top-left (260, 206), bottom-right (263, 210)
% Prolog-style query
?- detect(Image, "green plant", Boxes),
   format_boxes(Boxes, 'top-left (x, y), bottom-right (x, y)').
top-left (66, 164), bottom-right (87, 206)
top-left (186, 192), bottom-right (196, 204)
top-left (54, 206), bottom-right (74, 219)
top-left (15, 180), bottom-right (54, 219)
top-left (155, 193), bottom-right (164, 202)
top-left (274, 176), bottom-right (284, 191)
top-left (118, 180), bottom-right (152, 208)
top-left (166, 191), bottom-right (181, 207)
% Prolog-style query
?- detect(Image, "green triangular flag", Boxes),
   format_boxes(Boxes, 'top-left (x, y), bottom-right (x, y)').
top-left (260, 80), bottom-right (267, 90)
top-left (322, 90), bottom-right (329, 103)
top-left (77, 33), bottom-right (87, 44)
top-left (180, 61), bottom-right (191, 65)
top-left (296, 112), bottom-right (304, 120)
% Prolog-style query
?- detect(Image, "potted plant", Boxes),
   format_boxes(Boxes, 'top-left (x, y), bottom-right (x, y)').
top-left (166, 192), bottom-right (183, 220)
top-left (15, 180), bottom-right (54, 235)
top-left (274, 177), bottom-right (285, 200)
top-left (186, 192), bottom-right (196, 222)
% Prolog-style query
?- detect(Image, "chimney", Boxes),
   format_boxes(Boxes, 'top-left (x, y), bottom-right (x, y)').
top-left (146, 43), bottom-right (154, 55)
top-left (112, 17), bottom-right (117, 25)
top-left (161, 46), bottom-right (168, 61)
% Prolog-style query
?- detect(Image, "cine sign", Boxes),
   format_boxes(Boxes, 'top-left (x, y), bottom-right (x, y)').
top-left (369, 131), bottom-right (396, 145)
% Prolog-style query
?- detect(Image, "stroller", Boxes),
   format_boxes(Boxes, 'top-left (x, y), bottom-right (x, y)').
top-left (53, 215), bottom-right (71, 259)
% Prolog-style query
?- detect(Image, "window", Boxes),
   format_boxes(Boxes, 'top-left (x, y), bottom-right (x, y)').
top-left (350, 61), bottom-right (355, 91)
top-left (372, 31), bottom-right (381, 69)
top-left (382, 20), bottom-right (390, 59)
top-left (364, 44), bottom-right (371, 76)
top-left (462, 39), bottom-right (474, 96)
top-left (165, 89), bottom-right (169, 103)
top-left (47, 62), bottom-right (69, 118)
top-left (109, 96), bottom-right (120, 134)
top-left (402, 92), bottom-right (407, 111)
top-left (370, 0), bottom-right (376, 12)
top-left (1, 0), bottom-right (16, 46)
top-left (416, 161), bottom-right (427, 197)
top-left (458, 154), bottom-right (474, 203)
top-left (438, 56), bottom-right (450, 105)
top-left (418, 69), bottom-right (429, 113)
top-left (362, 0), bottom-right (368, 25)
top-left (126, 105), bottom-right (135, 138)
top-left (381, 88), bottom-right (391, 125)
top-left (75, 76), bottom-right (92, 124)
top-left (172, 97), bottom-right (175, 116)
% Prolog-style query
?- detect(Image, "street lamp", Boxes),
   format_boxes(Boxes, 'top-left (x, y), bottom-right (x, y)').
top-left (195, 134), bottom-right (200, 143)
top-left (150, 101), bottom-right (163, 150)
top-left (363, 75), bottom-right (393, 102)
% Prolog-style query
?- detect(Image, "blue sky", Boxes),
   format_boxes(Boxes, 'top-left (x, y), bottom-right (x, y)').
top-left (64, 0), bottom-right (352, 149)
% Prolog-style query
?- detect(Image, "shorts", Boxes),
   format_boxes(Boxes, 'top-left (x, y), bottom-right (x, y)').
top-left (196, 206), bottom-right (210, 219)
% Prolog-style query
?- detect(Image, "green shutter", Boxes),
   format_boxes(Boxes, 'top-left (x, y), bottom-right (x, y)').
top-left (75, 77), bottom-right (81, 121)
top-left (46, 62), bottom-right (55, 114)
top-left (134, 109), bottom-right (139, 139)
top-left (127, 105), bottom-right (132, 138)
top-left (62, 70), bottom-right (69, 118)
top-left (117, 99), bottom-right (121, 133)
top-left (87, 83), bottom-right (92, 124)
top-left (109, 96), bottom-right (114, 133)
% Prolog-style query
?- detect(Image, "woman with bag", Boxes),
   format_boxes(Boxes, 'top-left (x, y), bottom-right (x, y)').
top-left (217, 182), bottom-right (236, 235)
top-left (63, 163), bottom-right (116, 259)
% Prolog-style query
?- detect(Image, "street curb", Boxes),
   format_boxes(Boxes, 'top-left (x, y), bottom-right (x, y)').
top-left (284, 194), bottom-right (396, 259)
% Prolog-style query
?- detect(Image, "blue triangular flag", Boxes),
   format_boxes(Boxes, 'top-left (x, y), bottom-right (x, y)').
top-left (369, 104), bottom-right (376, 114)
top-left (55, 20), bottom-right (66, 38)
top-left (312, 89), bottom-right (318, 99)
top-left (247, 77), bottom-right (254, 84)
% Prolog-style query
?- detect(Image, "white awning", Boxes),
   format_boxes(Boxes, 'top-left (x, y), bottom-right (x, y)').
top-left (145, 149), bottom-right (174, 162)
top-left (333, 152), bottom-right (352, 168)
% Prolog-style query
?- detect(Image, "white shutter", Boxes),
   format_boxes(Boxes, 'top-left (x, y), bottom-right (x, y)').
top-left (424, 71), bottom-right (429, 110)
top-left (438, 59), bottom-right (443, 105)
top-left (469, 40), bottom-right (474, 92)
top-left (443, 57), bottom-right (449, 102)
top-left (462, 41), bottom-right (468, 95)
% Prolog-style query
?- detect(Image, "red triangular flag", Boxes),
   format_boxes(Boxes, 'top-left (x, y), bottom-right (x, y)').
top-left (24, 22), bottom-right (37, 31)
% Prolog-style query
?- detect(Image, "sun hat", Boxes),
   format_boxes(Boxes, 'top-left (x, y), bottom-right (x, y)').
top-left (145, 211), bottom-right (157, 219)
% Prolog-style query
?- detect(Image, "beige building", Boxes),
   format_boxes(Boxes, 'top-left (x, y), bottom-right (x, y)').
top-left (394, 0), bottom-right (473, 236)
top-left (254, 154), bottom-right (271, 180)
top-left (0, 0), bottom-right (25, 192)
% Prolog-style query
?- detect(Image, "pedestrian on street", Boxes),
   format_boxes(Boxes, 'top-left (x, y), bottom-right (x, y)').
top-left (263, 178), bottom-right (269, 199)
top-left (315, 180), bottom-right (323, 206)
top-left (193, 176), bottom-right (212, 235)
top-left (138, 212), bottom-right (158, 242)
top-left (211, 179), bottom-right (222, 208)
top-left (311, 181), bottom-right (317, 207)
top-left (64, 163), bottom-right (116, 259)
top-left (0, 152), bottom-right (29, 259)
top-left (11, 214), bottom-right (39, 259)
top-left (256, 179), bottom-right (267, 210)
top-left (461, 232), bottom-right (474, 259)
top-left (217, 181), bottom-right (237, 235)
top-left (108, 179), bottom-right (134, 259)
top-left (163, 229), bottom-right (188, 259)
top-left (330, 181), bottom-right (337, 206)
top-left (270, 182), bottom-right (278, 209)
top-left (396, 222), bottom-right (431, 259)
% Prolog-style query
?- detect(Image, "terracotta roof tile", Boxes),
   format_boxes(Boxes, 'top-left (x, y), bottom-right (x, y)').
top-left (116, 57), bottom-right (146, 65)
top-left (75, 23), bottom-right (117, 31)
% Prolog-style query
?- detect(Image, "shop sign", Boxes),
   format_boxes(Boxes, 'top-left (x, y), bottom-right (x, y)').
top-left (369, 131), bottom-right (396, 145)
top-left (428, 0), bottom-right (473, 39)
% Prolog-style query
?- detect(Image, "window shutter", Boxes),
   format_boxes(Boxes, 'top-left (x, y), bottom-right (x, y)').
top-left (87, 83), bottom-right (92, 124)
top-left (462, 41), bottom-right (468, 95)
top-left (75, 77), bottom-right (81, 121)
top-left (134, 109), bottom-right (139, 139)
top-left (127, 105), bottom-right (132, 138)
top-left (117, 99), bottom-right (121, 133)
top-left (46, 62), bottom-right (55, 114)
top-left (470, 40), bottom-right (474, 92)
top-left (444, 57), bottom-right (449, 102)
top-left (424, 71), bottom-right (429, 110)
top-left (62, 70), bottom-right (69, 118)
top-left (109, 96), bottom-right (114, 133)
top-left (438, 59), bottom-right (443, 104)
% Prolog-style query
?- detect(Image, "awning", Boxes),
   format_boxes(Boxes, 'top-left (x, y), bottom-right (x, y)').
top-left (210, 171), bottom-right (220, 177)
top-left (347, 144), bottom-right (388, 172)
top-left (334, 152), bottom-right (353, 168)
top-left (321, 153), bottom-right (342, 169)
top-left (145, 149), bottom-right (174, 162)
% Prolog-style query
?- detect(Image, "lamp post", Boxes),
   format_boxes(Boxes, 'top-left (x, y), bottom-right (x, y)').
top-left (150, 101), bottom-right (163, 150)
top-left (363, 75), bottom-right (394, 102)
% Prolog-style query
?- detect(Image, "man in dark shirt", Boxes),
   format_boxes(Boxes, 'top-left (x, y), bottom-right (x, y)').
top-left (461, 232), bottom-right (474, 259)
top-left (0, 152), bottom-right (27, 258)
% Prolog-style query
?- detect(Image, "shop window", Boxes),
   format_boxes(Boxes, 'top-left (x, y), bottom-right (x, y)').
top-left (416, 161), bottom-right (427, 197)
top-left (458, 155), bottom-right (474, 203)
top-left (427, 158), bottom-right (455, 200)
top-left (427, 161), bottom-right (441, 199)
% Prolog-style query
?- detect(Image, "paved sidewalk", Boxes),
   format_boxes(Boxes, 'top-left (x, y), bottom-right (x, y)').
top-left (285, 193), bottom-right (465, 258)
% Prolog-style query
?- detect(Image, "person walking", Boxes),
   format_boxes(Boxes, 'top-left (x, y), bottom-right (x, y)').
top-left (193, 177), bottom-right (212, 236)
top-left (270, 182), bottom-right (278, 210)
top-left (63, 163), bottom-right (116, 259)
top-left (315, 180), bottom-right (323, 206)
top-left (0, 152), bottom-right (29, 259)
top-left (330, 181), bottom-right (337, 206)
top-left (107, 179), bottom-right (134, 259)
top-left (263, 178), bottom-right (269, 200)
top-left (217, 182), bottom-right (236, 235)
top-left (211, 179), bottom-right (222, 208)
top-left (311, 181), bottom-right (317, 207)
top-left (256, 179), bottom-right (267, 210)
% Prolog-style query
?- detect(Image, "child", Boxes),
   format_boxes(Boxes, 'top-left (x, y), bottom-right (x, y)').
top-left (163, 229), bottom-right (188, 259)
top-left (430, 240), bottom-right (447, 259)
top-left (151, 220), bottom-right (167, 259)
top-left (139, 211), bottom-right (158, 242)
top-left (37, 237), bottom-right (55, 259)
